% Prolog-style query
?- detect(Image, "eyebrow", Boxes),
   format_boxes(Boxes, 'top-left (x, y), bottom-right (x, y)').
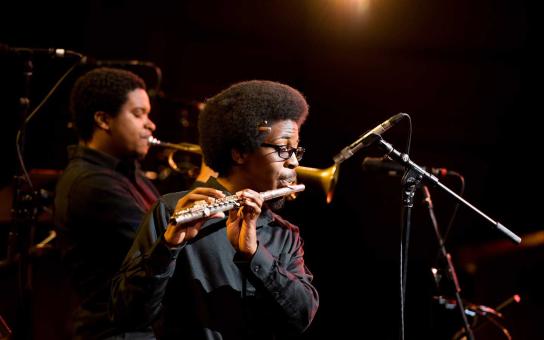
top-left (133, 107), bottom-right (150, 114)
top-left (270, 137), bottom-right (299, 143)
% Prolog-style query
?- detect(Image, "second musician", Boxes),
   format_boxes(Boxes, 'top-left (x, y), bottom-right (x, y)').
top-left (111, 80), bottom-right (319, 339)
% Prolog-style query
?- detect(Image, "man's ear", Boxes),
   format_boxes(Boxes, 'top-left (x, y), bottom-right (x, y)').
top-left (94, 111), bottom-right (111, 130)
top-left (231, 149), bottom-right (248, 165)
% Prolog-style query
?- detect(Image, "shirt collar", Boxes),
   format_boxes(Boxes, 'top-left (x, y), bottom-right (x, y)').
top-left (67, 145), bottom-right (138, 179)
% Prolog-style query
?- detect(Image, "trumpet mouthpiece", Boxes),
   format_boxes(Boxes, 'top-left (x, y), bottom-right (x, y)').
top-left (148, 136), bottom-right (161, 145)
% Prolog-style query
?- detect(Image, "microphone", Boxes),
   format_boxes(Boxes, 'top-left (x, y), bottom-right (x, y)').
top-left (0, 43), bottom-right (84, 58)
top-left (333, 113), bottom-right (407, 164)
top-left (361, 156), bottom-right (452, 177)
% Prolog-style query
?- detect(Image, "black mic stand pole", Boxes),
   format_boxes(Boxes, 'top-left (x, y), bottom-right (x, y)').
top-left (398, 166), bottom-right (419, 340)
top-left (422, 185), bottom-right (474, 340)
top-left (11, 54), bottom-right (37, 340)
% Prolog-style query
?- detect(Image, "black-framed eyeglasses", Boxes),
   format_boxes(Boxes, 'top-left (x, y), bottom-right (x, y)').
top-left (261, 143), bottom-right (305, 161)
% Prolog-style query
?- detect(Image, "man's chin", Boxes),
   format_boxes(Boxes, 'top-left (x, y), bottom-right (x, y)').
top-left (267, 197), bottom-right (285, 211)
top-left (136, 148), bottom-right (150, 160)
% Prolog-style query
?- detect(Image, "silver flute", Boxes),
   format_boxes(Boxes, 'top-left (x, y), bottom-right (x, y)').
top-left (169, 184), bottom-right (305, 225)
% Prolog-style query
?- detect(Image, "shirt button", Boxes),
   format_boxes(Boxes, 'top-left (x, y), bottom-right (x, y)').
top-left (254, 265), bottom-right (261, 272)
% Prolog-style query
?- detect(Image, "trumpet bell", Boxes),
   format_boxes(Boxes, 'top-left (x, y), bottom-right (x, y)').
top-left (295, 163), bottom-right (339, 204)
top-left (167, 149), bottom-right (201, 178)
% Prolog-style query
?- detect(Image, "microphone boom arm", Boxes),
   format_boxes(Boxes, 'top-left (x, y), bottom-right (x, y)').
top-left (376, 137), bottom-right (521, 244)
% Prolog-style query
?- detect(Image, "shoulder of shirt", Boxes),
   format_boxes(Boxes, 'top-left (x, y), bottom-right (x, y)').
top-left (59, 162), bottom-right (121, 186)
top-left (159, 191), bottom-right (190, 208)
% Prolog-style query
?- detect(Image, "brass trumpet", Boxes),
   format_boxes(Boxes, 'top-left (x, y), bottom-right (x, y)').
top-left (148, 137), bottom-right (339, 203)
top-left (295, 163), bottom-right (338, 204)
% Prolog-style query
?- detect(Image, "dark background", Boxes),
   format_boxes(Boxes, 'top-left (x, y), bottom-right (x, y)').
top-left (1, 1), bottom-right (543, 339)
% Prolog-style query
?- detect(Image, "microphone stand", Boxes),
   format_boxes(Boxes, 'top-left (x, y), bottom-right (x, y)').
top-left (399, 167), bottom-right (419, 340)
top-left (1, 50), bottom-right (83, 340)
top-left (6, 54), bottom-right (38, 340)
top-left (422, 185), bottom-right (474, 340)
top-left (374, 136), bottom-right (521, 340)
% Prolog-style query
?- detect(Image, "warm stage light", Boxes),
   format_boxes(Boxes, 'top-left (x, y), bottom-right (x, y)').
top-left (326, 0), bottom-right (371, 20)
top-left (343, 0), bottom-right (371, 14)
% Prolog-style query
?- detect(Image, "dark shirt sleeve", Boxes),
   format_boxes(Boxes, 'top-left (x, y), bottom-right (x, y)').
top-left (110, 196), bottom-right (183, 329)
top-left (248, 225), bottom-right (319, 333)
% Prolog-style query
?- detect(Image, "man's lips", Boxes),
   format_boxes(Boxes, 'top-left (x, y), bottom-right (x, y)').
top-left (279, 177), bottom-right (296, 187)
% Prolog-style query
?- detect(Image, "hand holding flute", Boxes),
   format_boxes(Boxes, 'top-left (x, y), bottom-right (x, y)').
top-left (164, 187), bottom-right (263, 258)
top-left (164, 187), bottom-right (226, 247)
top-left (164, 185), bottom-right (305, 252)
top-left (226, 189), bottom-right (263, 258)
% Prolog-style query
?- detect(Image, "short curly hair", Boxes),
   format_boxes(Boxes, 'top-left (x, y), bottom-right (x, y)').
top-left (198, 80), bottom-right (309, 176)
top-left (70, 67), bottom-right (146, 141)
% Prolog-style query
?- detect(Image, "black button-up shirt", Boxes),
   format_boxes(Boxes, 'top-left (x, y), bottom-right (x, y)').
top-left (54, 145), bottom-right (159, 339)
top-left (111, 177), bottom-right (319, 339)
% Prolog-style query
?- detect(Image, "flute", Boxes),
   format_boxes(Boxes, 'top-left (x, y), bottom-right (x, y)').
top-left (169, 184), bottom-right (305, 225)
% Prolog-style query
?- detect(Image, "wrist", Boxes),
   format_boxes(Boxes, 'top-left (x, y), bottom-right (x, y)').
top-left (239, 244), bottom-right (257, 260)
